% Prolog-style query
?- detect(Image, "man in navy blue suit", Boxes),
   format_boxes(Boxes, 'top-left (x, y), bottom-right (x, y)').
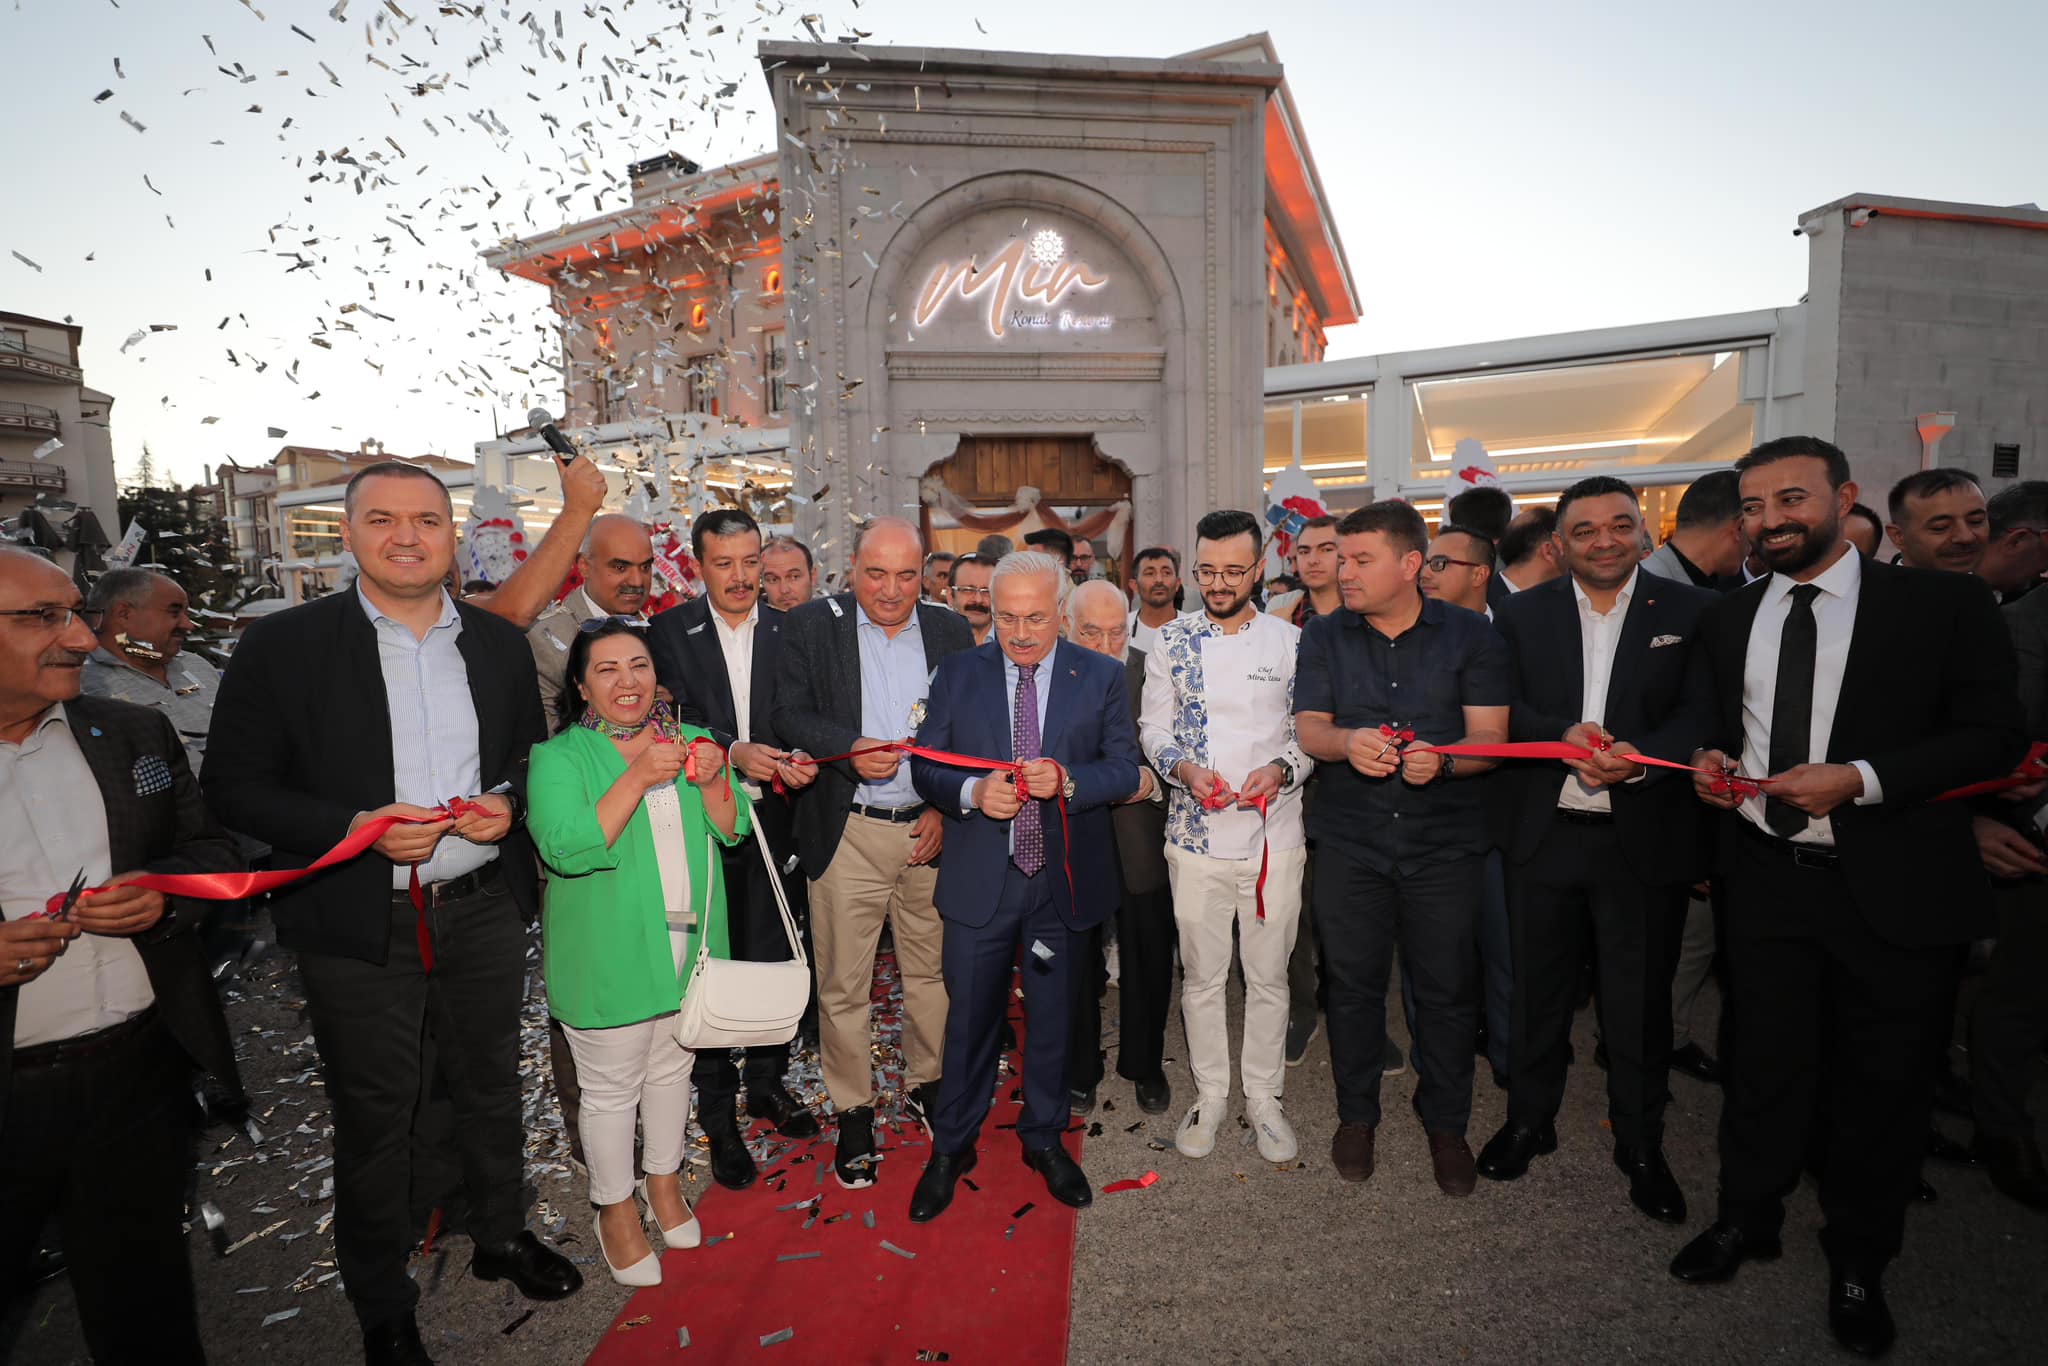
top-left (905, 550), bottom-right (1142, 1221)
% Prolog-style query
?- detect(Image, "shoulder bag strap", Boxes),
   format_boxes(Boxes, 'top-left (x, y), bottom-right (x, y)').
top-left (750, 817), bottom-right (808, 967)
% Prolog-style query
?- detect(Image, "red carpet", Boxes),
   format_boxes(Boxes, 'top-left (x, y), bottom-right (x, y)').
top-left (585, 957), bottom-right (1081, 1364)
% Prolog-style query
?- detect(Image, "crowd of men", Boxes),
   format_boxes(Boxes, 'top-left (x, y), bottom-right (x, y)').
top-left (3, 434), bottom-right (2046, 1363)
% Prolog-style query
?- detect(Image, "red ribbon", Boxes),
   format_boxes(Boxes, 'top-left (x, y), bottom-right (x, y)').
top-left (1195, 773), bottom-right (1273, 922)
top-left (792, 742), bottom-right (1077, 908)
top-left (1100, 1170), bottom-right (1161, 1194)
top-left (1931, 741), bottom-right (2048, 803)
top-left (41, 799), bottom-right (494, 974)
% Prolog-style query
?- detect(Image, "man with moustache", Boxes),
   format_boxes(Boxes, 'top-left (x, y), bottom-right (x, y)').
top-left (1127, 546), bottom-right (1183, 654)
top-left (1885, 468), bottom-right (1987, 575)
top-left (1478, 476), bottom-right (1714, 1224)
top-left (527, 513), bottom-right (657, 711)
top-left (647, 507), bottom-right (821, 1190)
top-left (1064, 579), bottom-right (1172, 1114)
top-left (759, 535), bottom-right (819, 612)
top-left (772, 518), bottom-right (973, 1188)
top-left (1070, 537), bottom-right (1097, 584)
top-left (947, 552), bottom-right (995, 645)
top-left (1141, 510), bottom-right (1310, 1163)
top-left (0, 546), bottom-right (243, 1366)
top-left (79, 568), bottom-right (219, 774)
top-left (903, 551), bottom-right (1140, 1221)
top-left (1295, 501), bottom-right (1511, 1195)
top-left (1672, 437), bottom-right (2022, 1359)
top-left (207, 462), bottom-right (579, 1365)
top-left (921, 551), bottom-right (956, 605)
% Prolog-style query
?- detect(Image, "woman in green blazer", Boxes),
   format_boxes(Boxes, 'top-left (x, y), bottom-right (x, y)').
top-left (528, 618), bottom-right (752, 1287)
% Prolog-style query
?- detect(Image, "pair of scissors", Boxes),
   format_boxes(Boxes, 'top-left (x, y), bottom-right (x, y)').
top-left (47, 868), bottom-right (88, 921)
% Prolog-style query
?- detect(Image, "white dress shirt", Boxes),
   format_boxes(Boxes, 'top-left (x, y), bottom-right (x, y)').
top-left (0, 705), bottom-right (155, 1047)
top-left (711, 602), bottom-right (760, 795)
top-left (359, 586), bottom-right (495, 886)
top-left (1737, 548), bottom-right (1883, 845)
top-left (1559, 570), bottom-right (1636, 814)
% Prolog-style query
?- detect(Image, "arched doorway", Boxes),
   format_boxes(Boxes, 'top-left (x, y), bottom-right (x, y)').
top-left (919, 434), bottom-right (1135, 580)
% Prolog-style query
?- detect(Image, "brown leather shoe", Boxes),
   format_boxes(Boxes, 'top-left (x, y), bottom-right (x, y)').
top-left (1331, 1121), bottom-right (1376, 1182)
top-left (1428, 1131), bottom-right (1477, 1196)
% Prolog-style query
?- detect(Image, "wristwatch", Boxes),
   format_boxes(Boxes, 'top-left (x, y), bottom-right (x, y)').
top-left (1439, 755), bottom-right (1458, 782)
top-left (1270, 757), bottom-right (1296, 788)
top-left (1062, 774), bottom-right (1077, 801)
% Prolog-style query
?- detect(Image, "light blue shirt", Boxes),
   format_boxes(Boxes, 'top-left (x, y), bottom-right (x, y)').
top-left (357, 585), bottom-right (494, 887)
top-left (958, 654), bottom-right (1055, 852)
top-left (855, 604), bottom-right (929, 809)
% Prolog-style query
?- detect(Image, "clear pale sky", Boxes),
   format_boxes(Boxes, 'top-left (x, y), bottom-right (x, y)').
top-left (4, 0), bottom-right (2043, 487)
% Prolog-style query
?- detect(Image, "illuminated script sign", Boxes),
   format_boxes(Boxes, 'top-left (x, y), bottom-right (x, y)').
top-left (912, 228), bottom-right (1112, 339)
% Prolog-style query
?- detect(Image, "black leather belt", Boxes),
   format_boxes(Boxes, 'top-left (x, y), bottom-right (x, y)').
top-left (1554, 807), bottom-right (1615, 826)
top-left (1739, 820), bottom-right (1840, 870)
top-left (14, 1006), bottom-right (160, 1071)
top-left (395, 864), bottom-right (503, 906)
top-left (851, 802), bottom-right (927, 824)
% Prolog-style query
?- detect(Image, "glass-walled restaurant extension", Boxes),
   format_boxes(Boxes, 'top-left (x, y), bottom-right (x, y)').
top-left (1264, 307), bottom-right (1799, 534)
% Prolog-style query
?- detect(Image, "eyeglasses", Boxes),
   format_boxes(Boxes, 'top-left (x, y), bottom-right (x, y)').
top-left (1422, 555), bottom-right (1488, 574)
top-left (951, 586), bottom-right (991, 601)
top-left (1191, 566), bottom-right (1256, 586)
top-left (993, 612), bottom-right (1054, 631)
top-left (1075, 625), bottom-right (1128, 646)
top-left (578, 615), bottom-right (648, 633)
top-left (0, 605), bottom-right (105, 632)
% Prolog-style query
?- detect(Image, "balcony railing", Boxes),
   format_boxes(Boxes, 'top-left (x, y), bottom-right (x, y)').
top-left (0, 458), bottom-right (67, 491)
top-left (0, 401), bottom-right (61, 437)
top-left (0, 340), bottom-right (82, 384)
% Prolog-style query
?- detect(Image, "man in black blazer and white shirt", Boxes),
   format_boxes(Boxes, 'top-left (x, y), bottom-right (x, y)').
top-left (0, 546), bottom-right (244, 1365)
top-left (648, 506), bottom-right (821, 1189)
top-left (771, 518), bottom-right (973, 1187)
top-left (1478, 477), bottom-right (1715, 1224)
top-left (1670, 437), bottom-right (2025, 1360)
top-left (206, 463), bottom-right (579, 1366)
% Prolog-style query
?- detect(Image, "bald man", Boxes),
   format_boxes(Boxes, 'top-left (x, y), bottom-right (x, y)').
top-left (771, 518), bottom-right (974, 1188)
top-left (526, 514), bottom-right (657, 717)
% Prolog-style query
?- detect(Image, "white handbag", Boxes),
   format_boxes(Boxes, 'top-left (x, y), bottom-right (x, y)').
top-left (674, 818), bottom-right (811, 1051)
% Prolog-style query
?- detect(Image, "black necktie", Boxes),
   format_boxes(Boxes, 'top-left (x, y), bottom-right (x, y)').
top-left (1765, 584), bottom-right (1822, 836)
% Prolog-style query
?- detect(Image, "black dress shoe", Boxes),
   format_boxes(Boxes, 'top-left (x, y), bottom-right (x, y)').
top-left (907, 1148), bottom-right (978, 1223)
top-left (1614, 1143), bottom-right (1687, 1224)
top-left (1069, 1087), bottom-right (1097, 1117)
top-left (1925, 1128), bottom-right (1979, 1167)
top-left (470, 1230), bottom-right (582, 1301)
top-left (1669, 1222), bottom-right (1782, 1284)
top-left (1828, 1266), bottom-right (1896, 1358)
top-left (363, 1312), bottom-right (434, 1366)
top-left (1476, 1120), bottom-right (1557, 1181)
top-left (1668, 1041), bottom-right (1722, 1085)
top-left (748, 1085), bottom-right (822, 1140)
top-left (1974, 1133), bottom-right (2048, 1209)
top-left (1134, 1075), bottom-right (1171, 1115)
top-left (1022, 1144), bottom-right (1093, 1209)
top-left (703, 1109), bottom-right (759, 1191)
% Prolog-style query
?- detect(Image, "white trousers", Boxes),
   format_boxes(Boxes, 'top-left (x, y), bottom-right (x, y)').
top-left (561, 1013), bottom-right (696, 1206)
top-left (1165, 843), bottom-right (1306, 1104)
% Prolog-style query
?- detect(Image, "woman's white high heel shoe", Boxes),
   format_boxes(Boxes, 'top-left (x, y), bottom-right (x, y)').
top-left (638, 1176), bottom-right (703, 1249)
top-left (593, 1211), bottom-right (661, 1287)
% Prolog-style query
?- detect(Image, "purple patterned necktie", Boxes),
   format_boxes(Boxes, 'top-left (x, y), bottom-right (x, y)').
top-left (1011, 662), bottom-right (1044, 876)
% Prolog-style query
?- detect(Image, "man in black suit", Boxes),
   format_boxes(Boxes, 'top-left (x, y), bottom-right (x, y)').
top-left (206, 462), bottom-right (579, 1366)
top-left (1477, 476), bottom-right (1715, 1223)
top-left (904, 551), bottom-right (1141, 1220)
top-left (1061, 579), bottom-right (1170, 1114)
top-left (648, 506), bottom-right (821, 1190)
top-left (0, 546), bottom-right (243, 1365)
top-left (771, 518), bottom-right (974, 1187)
top-left (1670, 437), bottom-right (2025, 1359)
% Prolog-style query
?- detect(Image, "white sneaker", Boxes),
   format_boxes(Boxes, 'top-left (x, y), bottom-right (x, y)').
top-left (1175, 1097), bottom-right (1226, 1158)
top-left (1245, 1097), bottom-right (1298, 1163)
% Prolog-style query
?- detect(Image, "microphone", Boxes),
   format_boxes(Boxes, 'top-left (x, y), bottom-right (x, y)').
top-left (527, 407), bottom-right (579, 461)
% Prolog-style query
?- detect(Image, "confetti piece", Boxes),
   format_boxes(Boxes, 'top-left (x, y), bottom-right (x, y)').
top-left (760, 1327), bottom-right (794, 1347)
top-left (915, 1352), bottom-right (952, 1363)
top-left (32, 438), bottom-right (63, 461)
top-left (678, 1327), bottom-right (691, 1348)
top-left (260, 1309), bottom-right (300, 1327)
top-left (615, 1315), bottom-right (653, 1333)
top-left (1029, 939), bottom-right (1053, 963)
top-left (776, 1251), bottom-right (821, 1262)
top-left (862, 1210), bottom-right (875, 1229)
top-left (879, 1239), bottom-right (916, 1259)
top-left (1100, 1170), bottom-right (1161, 1194)
top-left (1011, 1201), bottom-right (1035, 1219)
top-left (501, 1309), bottom-right (534, 1335)
top-left (10, 250), bottom-right (42, 273)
